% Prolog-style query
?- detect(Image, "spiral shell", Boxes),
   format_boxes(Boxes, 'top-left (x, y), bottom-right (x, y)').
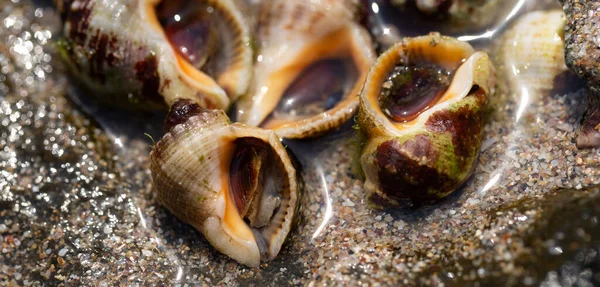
top-left (358, 33), bottom-right (494, 208)
top-left (496, 10), bottom-right (567, 100)
top-left (150, 100), bottom-right (299, 267)
top-left (235, 0), bottom-right (376, 139)
top-left (58, 0), bottom-right (252, 110)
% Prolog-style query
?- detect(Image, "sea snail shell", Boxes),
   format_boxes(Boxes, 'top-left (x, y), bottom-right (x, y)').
top-left (235, 0), bottom-right (376, 139)
top-left (150, 100), bottom-right (299, 267)
top-left (496, 10), bottom-right (567, 101)
top-left (57, 0), bottom-right (252, 110)
top-left (357, 33), bottom-right (494, 208)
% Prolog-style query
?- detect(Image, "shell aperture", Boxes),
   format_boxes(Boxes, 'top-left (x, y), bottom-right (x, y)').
top-left (150, 0), bottom-right (253, 102)
top-left (263, 59), bottom-right (359, 128)
top-left (379, 65), bottom-right (452, 123)
top-left (235, 0), bottom-right (376, 139)
top-left (157, 0), bottom-right (216, 71)
top-left (229, 137), bottom-right (285, 229)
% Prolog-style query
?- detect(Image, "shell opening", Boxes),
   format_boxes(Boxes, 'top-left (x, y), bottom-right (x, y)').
top-left (156, 0), bottom-right (223, 78)
top-left (228, 137), bottom-right (290, 261)
top-left (240, 25), bottom-right (374, 136)
top-left (363, 36), bottom-right (487, 135)
top-left (261, 58), bottom-right (358, 127)
top-left (156, 0), bottom-right (216, 73)
top-left (378, 64), bottom-right (452, 122)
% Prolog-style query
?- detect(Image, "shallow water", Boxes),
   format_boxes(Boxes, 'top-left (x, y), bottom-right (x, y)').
top-left (1, 0), bottom-right (600, 286)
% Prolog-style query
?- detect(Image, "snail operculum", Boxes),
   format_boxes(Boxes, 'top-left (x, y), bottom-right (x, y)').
top-left (150, 100), bottom-right (298, 267)
top-left (358, 33), bottom-right (494, 208)
top-left (230, 137), bottom-right (283, 229)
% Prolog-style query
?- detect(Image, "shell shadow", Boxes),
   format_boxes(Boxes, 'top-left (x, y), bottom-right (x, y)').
top-left (385, 178), bottom-right (469, 223)
top-left (152, 201), bottom-right (309, 285)
top-left (65, 84), bottom-right (167, 142)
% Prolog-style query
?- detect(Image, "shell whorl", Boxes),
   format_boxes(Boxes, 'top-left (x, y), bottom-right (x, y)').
top-left (257, 0), bottom-right (358, 43)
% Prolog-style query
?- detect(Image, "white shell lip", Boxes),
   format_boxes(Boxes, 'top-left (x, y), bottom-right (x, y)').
top-left (208, 191), bottom-right (260, 267)
top-left (361, 35), bottom-right (493, 138)
top-left (150, 110), bottom-right (298, 268)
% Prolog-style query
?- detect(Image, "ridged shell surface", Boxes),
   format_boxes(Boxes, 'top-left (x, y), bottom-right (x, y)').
top-left (497, 10), bottom-right (567, 99)
top-left (149, 108), bottom-right (298, 267)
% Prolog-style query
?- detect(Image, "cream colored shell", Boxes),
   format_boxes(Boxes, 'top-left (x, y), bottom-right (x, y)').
top-left (498, 10), bottom-right (567, 99)
top-left (149, 110), bottom-right (298, 267)
top-left (235, 0), bottom-right (376, 139)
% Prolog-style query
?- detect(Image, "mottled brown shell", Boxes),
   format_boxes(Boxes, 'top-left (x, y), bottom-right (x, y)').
top-left (358, 34), bottom-right (494, 208)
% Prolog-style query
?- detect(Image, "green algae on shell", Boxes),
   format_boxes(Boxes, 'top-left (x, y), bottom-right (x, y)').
top-left (357, 33), bottom-right (494, 208)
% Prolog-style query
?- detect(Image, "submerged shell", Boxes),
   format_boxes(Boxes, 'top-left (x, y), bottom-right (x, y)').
top-left (150, 100), bottom-right (298, 267)
top-left (58, 0), bottom-right (252, 110)
top-left (496, 10), bottom-right (567, 100)
top-left (358, 33), bottom-right (494, 208)
top-left (235, 0), bottom-right (376, 139)
top-left (365, 0), bottom-right (518, 50)
top-left (399, 0), bottom-right (502, 29)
